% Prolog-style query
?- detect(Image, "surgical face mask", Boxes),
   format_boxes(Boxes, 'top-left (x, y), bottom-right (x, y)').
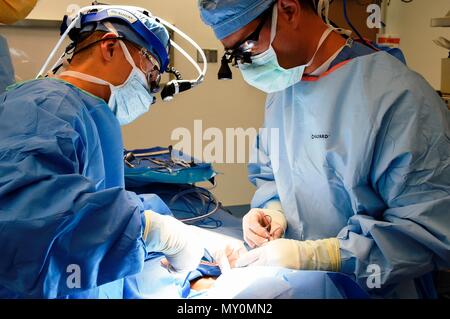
top-left (60, 41), bottom-right (155, 126)
top-left (239, 5), bottom-right (334, 93)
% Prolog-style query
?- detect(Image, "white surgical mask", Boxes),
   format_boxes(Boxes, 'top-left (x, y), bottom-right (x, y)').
top-left (239, 5), bottom-right (334, 93)
top-left (60, 41), bottom-right (155, 126)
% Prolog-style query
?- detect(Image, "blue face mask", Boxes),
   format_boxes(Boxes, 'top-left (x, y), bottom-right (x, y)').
top-left (60, 41), bottom-right (155, 126)
top-left (239, 5), bottom-right (334, 94)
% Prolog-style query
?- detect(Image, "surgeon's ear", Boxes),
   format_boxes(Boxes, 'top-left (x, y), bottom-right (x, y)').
top-left (99, 33), bottom-right (120, 62)
top-left (278, 0), bottom-right (301, 28)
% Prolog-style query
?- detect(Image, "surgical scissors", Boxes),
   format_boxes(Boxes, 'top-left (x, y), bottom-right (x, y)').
top-left (140, 157), bottom-right (174, 173)
top-left (124, 152), bottom-right (173, 173)
top-left (124, 146), bottom-right (196, 172)
top-left (262, 214), bottom-right (282, 241)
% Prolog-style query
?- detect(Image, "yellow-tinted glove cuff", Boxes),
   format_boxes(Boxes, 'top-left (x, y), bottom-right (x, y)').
top-left (298, 238), bottom-right (341, 272)
top-left (143, 210), bottom-right (153, 242)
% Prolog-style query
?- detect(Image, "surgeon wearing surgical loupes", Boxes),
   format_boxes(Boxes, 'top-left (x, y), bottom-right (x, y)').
top-left (0, 5), bottom-right (211, 299)
top-left (198, 0), bottom-right (450, 298)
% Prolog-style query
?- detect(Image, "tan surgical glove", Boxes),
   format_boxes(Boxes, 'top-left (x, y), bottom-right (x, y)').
top-left (242, 200), bottom-right (287, 248)
top-left (235, 238), bottom-right (341, 272)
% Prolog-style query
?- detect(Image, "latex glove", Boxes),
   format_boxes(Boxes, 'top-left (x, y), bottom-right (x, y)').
top-left (0, 0), bottom-right (38, 24)
top-left (235, 238), bottom-right (341, 272)
top-left (242, 201), bottom-right (287, 248)
top-left (143, 210), bottom-right (204, 273)
top-left (193, 227), bottom-right (248, 273)
top-left (209, 239), bottom-right (248, 272)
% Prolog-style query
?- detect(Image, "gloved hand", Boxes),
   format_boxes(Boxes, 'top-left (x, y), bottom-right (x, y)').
top-left (143, 210), bottom-right (204, 272)
top-left (235, 238), bottom-right (341, 272)
top-left (242, 201), bottom-right (287, 248)
top-left (208, 238), bottom-right (248, 273)
top-left (192, 227), bottom-right (248, 273)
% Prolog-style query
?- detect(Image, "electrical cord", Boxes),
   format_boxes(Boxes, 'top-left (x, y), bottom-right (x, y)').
top-left (167, 184), bottom-right (223, 228)
top-left (343, 0), bottom-right (379, 51)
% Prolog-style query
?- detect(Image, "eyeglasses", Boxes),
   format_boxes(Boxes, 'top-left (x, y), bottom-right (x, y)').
top-left (126, 41), bottom-right (163, 93)
top-left (136, 47), bottom-right (162, 94)
top-left (223, 6), bottom-right (273, 67)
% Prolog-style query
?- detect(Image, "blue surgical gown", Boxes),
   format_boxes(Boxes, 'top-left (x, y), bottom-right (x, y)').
top-left (0, 78), bottom-right (162, 298)
top-left (249, 49), bottom-right (450, 298)
top-left (0, 35), bottom-right (14, 93)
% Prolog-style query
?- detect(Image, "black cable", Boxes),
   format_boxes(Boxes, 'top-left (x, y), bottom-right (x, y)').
top-left (343, 0), bottom-right (364, 42)
top-left (343, 0), bottom-right (379, 51)
top-left (166, 66), bottom-right (183, 80)
top-left (167, 185), bottom-right (222, 228)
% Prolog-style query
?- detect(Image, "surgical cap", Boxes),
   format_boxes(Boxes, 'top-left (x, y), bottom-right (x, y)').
top-left (78, 11), bottom-right (170, 67)
top-left (198, 0), bottom-right (276, 40)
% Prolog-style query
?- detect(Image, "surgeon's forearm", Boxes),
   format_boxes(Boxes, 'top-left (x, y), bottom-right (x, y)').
top-left (143, 210), bottom-right (194, 255)
top-left (297, 238), bottom-right (341, 272)
top-left (142, 210), bottom-right (173, 253)
top-left (337, 207), bottom-right (449, 289)
top-left (235, 237), bottom-right (341, 271)
top-left (0, 183), bottom-right (146, 298)
top-left (142, 210), bottom-right (205, 272)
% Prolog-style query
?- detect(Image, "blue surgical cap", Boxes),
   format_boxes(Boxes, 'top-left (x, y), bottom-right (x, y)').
top-left (78, 11), bottom-right (170, 67)
top-left (198, 0), bottom-right (276, 40)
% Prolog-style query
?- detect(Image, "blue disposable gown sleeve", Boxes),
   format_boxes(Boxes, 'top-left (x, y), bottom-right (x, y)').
top-left (338, 73), bottom-right (450, 295)
top-left (248, 128), bottom-right (280, 209)
top-left (0, 96), bottom-right (147, 298)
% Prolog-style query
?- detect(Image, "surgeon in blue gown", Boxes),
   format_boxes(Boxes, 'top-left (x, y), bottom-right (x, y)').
top-left (198, 0), bottom-right (450, 298)
top-left (0, 7), bottom-right (204, 298)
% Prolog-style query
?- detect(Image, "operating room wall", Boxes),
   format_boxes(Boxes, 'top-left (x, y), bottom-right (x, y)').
top-left (384, 0), bottom-right (450, 90)
top-left (19, 0), bottom-right (267, 207)
top-left (8, 0), bottom-right (447, 207)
